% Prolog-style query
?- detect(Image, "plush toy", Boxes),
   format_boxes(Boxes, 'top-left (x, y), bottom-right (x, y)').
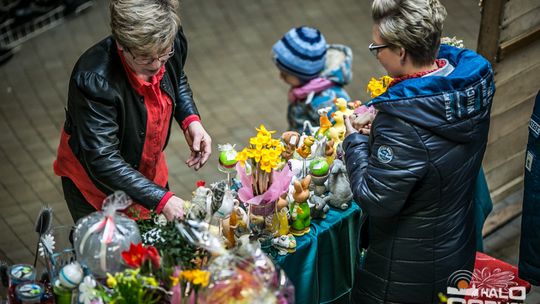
top-left (324, 159), bottom-right (353, 209)
top-left (290, 175), bottom-right (312, 236)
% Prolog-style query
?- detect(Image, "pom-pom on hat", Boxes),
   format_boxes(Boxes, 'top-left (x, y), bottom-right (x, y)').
top-left (272, 26), bottom-right (327, 81)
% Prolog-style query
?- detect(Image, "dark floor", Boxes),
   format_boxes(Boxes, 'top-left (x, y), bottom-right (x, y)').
top-left (1, 0), bottom-right (538, 302)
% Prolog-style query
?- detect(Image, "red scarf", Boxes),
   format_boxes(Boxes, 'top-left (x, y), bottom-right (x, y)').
top-left (389, 59), bottom-right (446, 87)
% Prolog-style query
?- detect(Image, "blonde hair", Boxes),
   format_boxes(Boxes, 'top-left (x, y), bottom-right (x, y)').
top-left (110, 0), bottom-right (180, 55)
top-left (372, 0), bottom-right (447, 66)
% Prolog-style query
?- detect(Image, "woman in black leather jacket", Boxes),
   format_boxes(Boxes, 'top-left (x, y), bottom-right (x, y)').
top-left (343, 0), bottom-right (494, 302)
top-left (54, 0), bottom-right (211, 222)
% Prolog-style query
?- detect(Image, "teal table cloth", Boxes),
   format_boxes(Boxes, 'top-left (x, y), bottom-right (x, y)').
top-left (276, 204), bottom-right (362, 304)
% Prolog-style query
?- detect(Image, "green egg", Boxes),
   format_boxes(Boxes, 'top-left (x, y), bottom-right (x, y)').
top-left (219, 150), bottom-right (237, 167)
top-left (310, 159), bottom-right (329, 176)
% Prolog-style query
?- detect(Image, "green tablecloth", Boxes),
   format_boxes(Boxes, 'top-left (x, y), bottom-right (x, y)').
top-left (276, 204), bottom-right (362, 304)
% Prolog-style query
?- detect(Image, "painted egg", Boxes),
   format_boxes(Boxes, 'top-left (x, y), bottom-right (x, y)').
top-left (59, 262), bottom-right (83, 289)
top-left (219, 150), bottom-right (238, 168)
top-left (309, 159), bottom-right (329, 176)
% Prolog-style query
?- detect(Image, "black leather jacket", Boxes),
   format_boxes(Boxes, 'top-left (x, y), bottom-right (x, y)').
top-left (63, 28), bottom-right (198, 210)
top-left (344, 46), bottom-right (494, 303)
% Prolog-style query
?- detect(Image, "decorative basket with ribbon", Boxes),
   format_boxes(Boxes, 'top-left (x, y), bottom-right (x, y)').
top-left (73, 191), bottom-right (141, 278)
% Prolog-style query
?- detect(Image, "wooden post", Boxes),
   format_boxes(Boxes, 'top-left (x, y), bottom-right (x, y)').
top-left (477, 0), bottom-right (506, 64)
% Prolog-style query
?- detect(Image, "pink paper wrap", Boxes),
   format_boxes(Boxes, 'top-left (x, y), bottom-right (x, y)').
top-left (236, 163), bottom-right (293, 205)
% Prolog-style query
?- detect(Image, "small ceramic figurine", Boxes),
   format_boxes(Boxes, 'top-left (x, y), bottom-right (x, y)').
top-left (218, 143), bottom-right (238, 170)
top-left (325, 139), bottom-right (335, 165)
top-left (272, 193), bottom-right (290, 237)
top-left (222, 201), bottom-right (248, 248)
top-left (281, 131), bottom-right (301, 160)
top-left (296, 136), bottom-right (315, 159)
top-left (334, 97), bottom-right (354, 117)
top-left (316, 107), bottom-right (333, 138)
top-left (272, 234), bottom-right (297, 255)
top-left (310, 195), bottom-right (330, 219)
top-left (329, 111), bottom-right (346, 143)
top-left (210, 180), bottom-right (236, 220)
top-left (309, 158), bottom-right (330, 196)
top-left (290, 175), bottom-right (312, 236)
top-left (187, 182), bottom-right (213, 221)
top-left (324, 159), bottom-right (353, 209)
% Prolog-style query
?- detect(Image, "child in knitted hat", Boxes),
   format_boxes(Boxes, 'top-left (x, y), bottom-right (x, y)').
top-left (272, 26), bottom-right (353, 133)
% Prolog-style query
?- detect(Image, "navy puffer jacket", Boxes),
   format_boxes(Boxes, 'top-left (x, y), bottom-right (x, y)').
top-left (343, 45), bottom-right (494, 303)
top-left (519, 90), bottom-right (540, 285)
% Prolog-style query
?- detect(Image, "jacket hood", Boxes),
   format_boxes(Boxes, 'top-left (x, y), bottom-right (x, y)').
top-left (367, 45), bottom-right (495, 143)
top-left (320, 44), bottom-right (353, 85)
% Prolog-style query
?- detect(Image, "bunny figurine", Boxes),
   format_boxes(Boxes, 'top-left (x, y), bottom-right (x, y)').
top-left (324, 159), bottom-right (353, 209)
top-left (290, 175), bottom-right (312, 236)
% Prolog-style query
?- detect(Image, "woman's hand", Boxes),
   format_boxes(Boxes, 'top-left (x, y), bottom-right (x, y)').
top-left (162, 195), bottom-right (185, 221)
top-left (183, 121), bottom-right (212, 170)
top-left (344, 113), bottom-right (375, 138)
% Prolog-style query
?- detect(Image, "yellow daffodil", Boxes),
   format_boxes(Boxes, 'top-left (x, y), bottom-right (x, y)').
top-left (180, 270), bottom-right (210, 288)
top-left (170, 275), bottom-right (180, 287)
top-left (256, 124), bottom-right (275, 138)
top-left (236, 148), bottom-right (249, 164)
top-left (106, 273), bottom-right (117, 288)
top-left (192, 270), bottom-right (210, 287)
top-left (367, 76), bottom-right (393, 98)
top-left (381, 75), bottom-right (393, 87)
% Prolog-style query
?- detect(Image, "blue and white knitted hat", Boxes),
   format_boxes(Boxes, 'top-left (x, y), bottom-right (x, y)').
top-left (272, 26), bottom-right (327, 81)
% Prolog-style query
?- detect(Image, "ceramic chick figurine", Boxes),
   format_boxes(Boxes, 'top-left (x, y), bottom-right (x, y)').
top-left (290, 175), bottom-right (312, 236)
top-left (334, 97), bottom-right (354, 117)
top-left (296, 136), bottom-right (315, 159)
top-left (329, 111), bottom-right (346, 144)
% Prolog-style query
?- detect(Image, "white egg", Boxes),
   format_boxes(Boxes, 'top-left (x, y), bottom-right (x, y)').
top-left (58, 262), bottom-right (83, 289)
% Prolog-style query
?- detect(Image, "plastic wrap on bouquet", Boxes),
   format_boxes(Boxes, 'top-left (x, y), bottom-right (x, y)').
top-left (73, 191), bottom-right (141, 278)
top-left (176, 221), bottom-right (295, 303)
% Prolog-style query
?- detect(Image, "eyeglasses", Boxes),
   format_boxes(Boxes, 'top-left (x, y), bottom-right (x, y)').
top-left (125, 47), bottom-right (175, 65)
top-left (368, 43), bottom-right (388, 56)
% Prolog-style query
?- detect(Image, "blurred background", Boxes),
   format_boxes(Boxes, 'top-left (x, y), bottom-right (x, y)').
top-left (2, 0), bottom-right (534, 300)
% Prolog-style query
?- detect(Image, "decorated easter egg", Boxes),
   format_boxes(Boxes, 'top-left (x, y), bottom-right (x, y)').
top-left (309, 159), bottom-right (329, 176)
top-left (59, 262), bottom-right (83, 289)
top-left (219, 150), bottom-right (238, 168)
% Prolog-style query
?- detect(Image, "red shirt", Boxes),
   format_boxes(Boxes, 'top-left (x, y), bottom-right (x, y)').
top-left (54, 49), bottom-right (200, 218)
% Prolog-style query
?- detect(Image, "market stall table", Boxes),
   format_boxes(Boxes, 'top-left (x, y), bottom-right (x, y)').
top-left (276, 203), bottom-right (363, 304)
